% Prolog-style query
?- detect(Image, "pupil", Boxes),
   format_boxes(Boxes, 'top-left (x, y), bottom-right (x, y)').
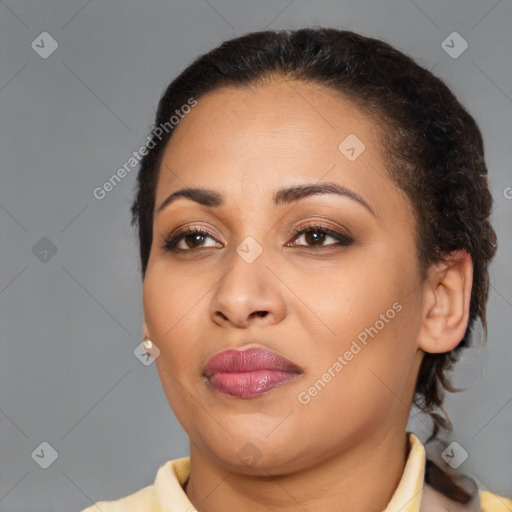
top-left (187, 234), bottom-right (204, 248)
top-left (306, 230), bottom-right (324, 245)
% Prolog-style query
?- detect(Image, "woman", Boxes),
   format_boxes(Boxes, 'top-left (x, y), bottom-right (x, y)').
top-left (82, 27), bottom-right (511, 511)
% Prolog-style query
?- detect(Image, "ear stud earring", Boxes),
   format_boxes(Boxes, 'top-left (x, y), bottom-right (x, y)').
top-left (142, 337), bottom-right (153, 351)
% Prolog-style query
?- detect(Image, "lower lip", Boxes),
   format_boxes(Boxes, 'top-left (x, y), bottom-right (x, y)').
top-left (206, 370), bottom-right (299, 398)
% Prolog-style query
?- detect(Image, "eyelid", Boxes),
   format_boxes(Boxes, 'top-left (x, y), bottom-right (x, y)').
top-left (164, 218), bottom-right (349, 242)
top-left (288, 221), bottom-right (354, 247)
top-left (161, 225), bottom-right (220, 251)
top-left (162, 219), bottom-right (354, 253)
top-left (162, 221), bottom-right (223, 242)
top-left (285, 215), bottom-right (353, 238)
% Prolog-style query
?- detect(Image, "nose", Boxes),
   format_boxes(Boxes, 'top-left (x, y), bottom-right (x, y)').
top-left (208, 248), bottom-right (286, 328)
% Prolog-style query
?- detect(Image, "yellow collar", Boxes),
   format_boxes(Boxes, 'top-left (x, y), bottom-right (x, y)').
top-left (151, 432), bottom-right (512, 511)
top-left (382, 432), bottom-right (425, 511)
top-left (83, 432), bottom-right (512, 511)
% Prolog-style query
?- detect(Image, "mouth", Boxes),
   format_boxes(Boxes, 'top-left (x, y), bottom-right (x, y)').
top-left (203, 347), bottom-right (303, 398)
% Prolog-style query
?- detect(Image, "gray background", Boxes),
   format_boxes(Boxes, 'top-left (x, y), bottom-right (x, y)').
top-left (1, 0), bottom-right (511, 510)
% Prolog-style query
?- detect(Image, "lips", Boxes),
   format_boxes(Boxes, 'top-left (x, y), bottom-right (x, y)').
top-left (203, 347), bottom-right (302, 398)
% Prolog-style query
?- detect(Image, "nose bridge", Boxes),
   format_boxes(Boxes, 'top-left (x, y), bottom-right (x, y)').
top-left (208, 231), bottom-right (283, 326)
top-left (224, 195), bottom-right (274, 268)
top-left (222, 233), bottom-right (271, 297)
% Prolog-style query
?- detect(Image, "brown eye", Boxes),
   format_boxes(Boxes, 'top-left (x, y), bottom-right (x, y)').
top-left (288, 224), bottom-right (354, 249)
top-left (162, 228), bottom-right (222, 252)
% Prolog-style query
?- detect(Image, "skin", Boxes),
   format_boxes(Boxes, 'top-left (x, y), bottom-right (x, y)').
top-left (141, 78), bottom-right (473, 512)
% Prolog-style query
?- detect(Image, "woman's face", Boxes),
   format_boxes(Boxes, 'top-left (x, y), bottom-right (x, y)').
top-left (143, 79), bottom-right (425, 474)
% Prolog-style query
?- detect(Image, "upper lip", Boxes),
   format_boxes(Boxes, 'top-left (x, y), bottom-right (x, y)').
top-left (203, 347), bottom-right (303, 377)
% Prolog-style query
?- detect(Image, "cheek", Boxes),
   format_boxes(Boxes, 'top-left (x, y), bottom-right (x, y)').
top-left (144, 265), bottom-right (207, 431)
top-left (294, 316), bottom-right (418, 440)
top-left (295, 261), bottom-right (420, 415)
top-left (295, 252), bottom-right (406, 350)
top-left (143, 260), bottom-right (207, 337)
top-left (142, 261), bottom-right (209, 380)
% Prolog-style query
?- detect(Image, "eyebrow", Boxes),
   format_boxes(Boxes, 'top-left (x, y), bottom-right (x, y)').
top-left (156, 182), bottom-right (376, 217)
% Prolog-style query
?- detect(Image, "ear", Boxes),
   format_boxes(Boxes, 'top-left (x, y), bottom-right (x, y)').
top-left (417, 250), bottom-right (473, 354)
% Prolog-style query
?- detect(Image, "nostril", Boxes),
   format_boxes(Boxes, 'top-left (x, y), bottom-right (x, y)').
top-left (250, 311), bottom-right (268, 318)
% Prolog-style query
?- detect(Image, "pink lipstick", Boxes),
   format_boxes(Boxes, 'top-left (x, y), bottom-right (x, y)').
top-left (203, 347), bottom-right (302, 398)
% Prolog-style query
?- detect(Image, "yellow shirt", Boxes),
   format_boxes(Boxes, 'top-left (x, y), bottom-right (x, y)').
top-left (81, 433), bottom-right (512, 511)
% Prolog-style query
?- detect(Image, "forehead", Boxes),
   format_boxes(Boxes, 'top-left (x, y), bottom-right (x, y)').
top-left (161, 79), bottom-right (378, 166)
top-left (155, 80), bottom-right (409, 222)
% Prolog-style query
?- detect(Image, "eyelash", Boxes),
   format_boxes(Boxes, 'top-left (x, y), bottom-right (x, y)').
top-left (161, 222), bottom-right (354, 253)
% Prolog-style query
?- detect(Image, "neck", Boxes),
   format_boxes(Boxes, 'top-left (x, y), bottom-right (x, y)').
top-left (184, 426), bottom-right (410, 512)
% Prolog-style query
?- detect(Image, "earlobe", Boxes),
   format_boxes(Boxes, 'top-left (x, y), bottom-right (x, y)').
top-left (418, 250), bottom-right (473, 354)
top-left (142, 320), bottom-right (150, 340)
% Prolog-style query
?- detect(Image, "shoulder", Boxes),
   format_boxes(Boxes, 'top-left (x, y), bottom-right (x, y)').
top-left (480, 489), bottom-right (512, 512)
top-left (80, 483), bottom-right (159, 511)
top-left (80, 457), bottom-right (190, 512)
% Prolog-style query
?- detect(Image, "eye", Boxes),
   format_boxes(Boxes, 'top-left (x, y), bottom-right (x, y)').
top-left (161, 222), bottom-right (354, 253)
top-left (287, 222), bottom-right (354, 249)
top-left (162, 228), bottom-right (222, 252)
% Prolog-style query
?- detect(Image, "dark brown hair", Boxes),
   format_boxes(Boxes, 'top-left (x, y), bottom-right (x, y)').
top-left (130, 27), bottom-right (497, 503)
